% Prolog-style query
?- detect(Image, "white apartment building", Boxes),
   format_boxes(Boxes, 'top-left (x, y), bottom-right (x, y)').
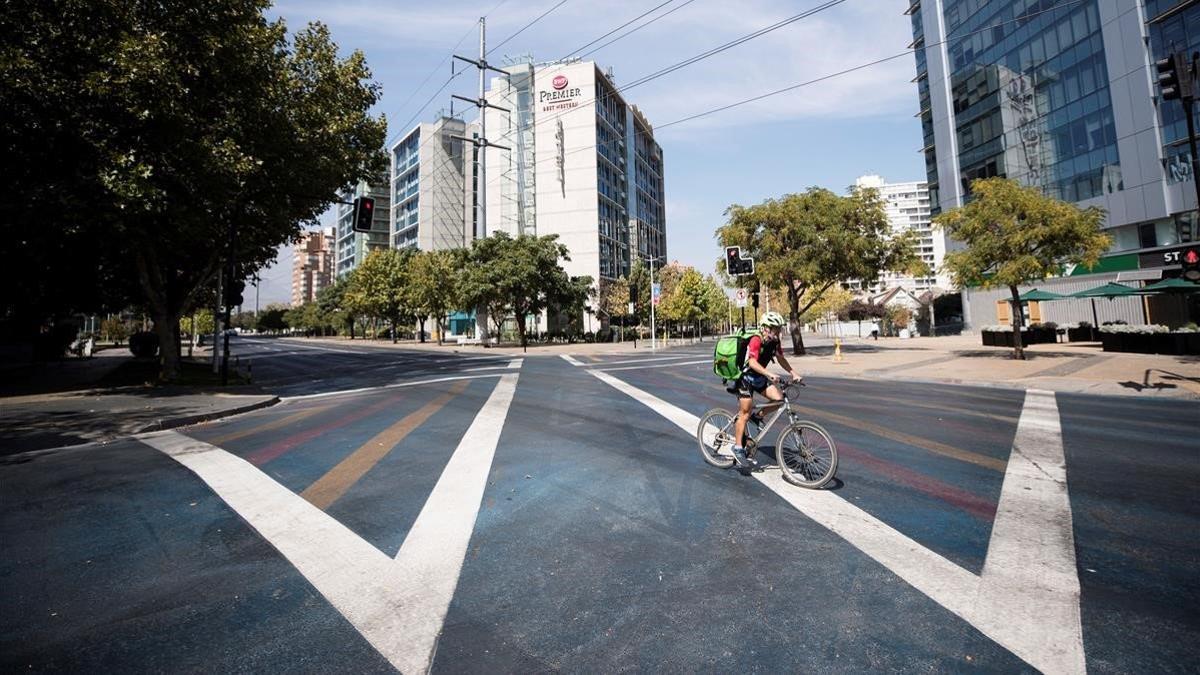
top-left (389, 116), bottom-right (479, 251)
top-left (853, 174), bottom-right (950, 292)
top-left (482, 59), bottom-right (667, 329)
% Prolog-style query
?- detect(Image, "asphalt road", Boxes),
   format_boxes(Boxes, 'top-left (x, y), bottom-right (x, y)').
top-left (3, 338), bottom-right (1198, 673)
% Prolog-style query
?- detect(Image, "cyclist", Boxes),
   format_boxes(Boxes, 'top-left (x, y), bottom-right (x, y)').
top-left (731, 311), bottom-right (803, 471)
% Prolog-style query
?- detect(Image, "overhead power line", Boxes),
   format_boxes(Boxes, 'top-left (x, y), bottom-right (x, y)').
top-left (488, 0), bottom-right (574, 56)
top-left (621, 0), bottom-right (850, 92)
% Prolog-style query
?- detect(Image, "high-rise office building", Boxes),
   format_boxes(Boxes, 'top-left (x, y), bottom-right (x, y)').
top-left (482, 59), bottom-right (667, 327)
top-left (389, 117), bottom-right (478, 251)
top-left (853, 175), bottom-right (949, 292)
top-left (291, 228), bottom-right (334, 306)
top-left (908, 0), bottom-right (1200, 326)
top-left (334, 179), bottom-right (391, 278)
top-left (909, 0), bottom-right (1197, 260)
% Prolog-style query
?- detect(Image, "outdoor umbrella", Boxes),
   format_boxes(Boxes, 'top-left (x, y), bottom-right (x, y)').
top-left (1017, 288), bottom-right (1066, 302)
top-left (1068, 282), bottom-right (1141, 327)
top-left (1137, 278), bottom-right (1200, 293)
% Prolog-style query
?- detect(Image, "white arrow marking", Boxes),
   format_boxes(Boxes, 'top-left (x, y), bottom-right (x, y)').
top-left (589, 370), bottom-right (1084, 674)
top-left (140, 372), bottom-right (519, 673)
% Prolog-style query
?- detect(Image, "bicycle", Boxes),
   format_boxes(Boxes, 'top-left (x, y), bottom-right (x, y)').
top-left (696, 378), bottom-right (838, 488)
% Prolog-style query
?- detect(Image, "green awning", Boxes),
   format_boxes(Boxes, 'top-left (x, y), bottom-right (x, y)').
top-left (1068, 253), bottom-right (1139, 276)
top-left (1068, 282), bottom-right (1140, 298)
top-left (1018, 288), bottom-right (1065, 302)
top-left (1139, 278), bottom-right (1200, 293)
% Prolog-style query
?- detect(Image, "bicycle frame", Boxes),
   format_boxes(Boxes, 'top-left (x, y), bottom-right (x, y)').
top-left (742, 383), bottom-right (802, 447)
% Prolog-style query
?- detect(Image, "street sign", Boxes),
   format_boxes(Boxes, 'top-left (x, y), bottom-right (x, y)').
top-left (735, 288), bottom-right (748, 308)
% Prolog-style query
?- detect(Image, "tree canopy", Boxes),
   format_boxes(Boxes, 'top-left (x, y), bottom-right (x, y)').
top-left (2, 0), bottom-right (386, 378)
top-left (717, 187), bottom-right (924, 354)
top-left (459, 232), bottom-right (590, 348)
top-left (936, 177), bottom-right (1109, 359)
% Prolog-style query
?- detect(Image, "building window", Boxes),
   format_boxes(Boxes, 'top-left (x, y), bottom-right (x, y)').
top-left (1138, 222), bottom-right (1158, 249)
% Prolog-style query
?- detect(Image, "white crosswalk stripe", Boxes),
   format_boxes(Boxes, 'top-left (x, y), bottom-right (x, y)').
top-left (588, 370), bottom-right (1084, 674)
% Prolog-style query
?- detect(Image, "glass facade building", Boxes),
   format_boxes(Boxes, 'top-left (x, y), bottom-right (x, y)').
top-left (908, 0), bottom-right (1199, 261)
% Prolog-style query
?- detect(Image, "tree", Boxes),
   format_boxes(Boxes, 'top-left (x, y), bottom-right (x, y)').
top-left (349, 249), bottom-right (412, 343)
top-left (406, 249), bottom-right (463, 345)
top-left (660, 267), bottom-right (712, 339)
top-left (716, 187), bottom-right (924, 355)
top-left (627, 261), bottom-right (653, 325)
top-left (318, 276), bottom-right (359, 338)
top-left (256, 304), bottom-right (289, 334)
top-left (459, 232), bottom-right (586, 349)
top-left (100, 316), bottom-right (130, 344)
top-left (181, 310), bottom-right (215, 338)
top-left (2, 1), bottom-right (387, 380)
top-left (935, 178), bottom-right (1109, 359)
top-left (799, 286), bottom-right (854, 325)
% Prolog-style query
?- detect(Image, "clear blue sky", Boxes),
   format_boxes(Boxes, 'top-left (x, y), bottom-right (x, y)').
top-left (255, 0), bottom-right (925, 305)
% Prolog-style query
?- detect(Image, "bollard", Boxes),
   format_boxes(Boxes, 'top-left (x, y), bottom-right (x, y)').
top-left (834, 337), bottom-right (845, 363)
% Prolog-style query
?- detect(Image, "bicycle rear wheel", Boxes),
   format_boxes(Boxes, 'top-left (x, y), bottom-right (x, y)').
top-left (697, 408), bottom-right (737, 469)
top-left (777, 421), bottom-right (837, 488)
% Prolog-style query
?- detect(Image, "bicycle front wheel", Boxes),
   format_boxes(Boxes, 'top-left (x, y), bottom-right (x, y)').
top-left (697, 408), bottom-right (738, 469)
top-left (777, 421), bottom-right (838, 488)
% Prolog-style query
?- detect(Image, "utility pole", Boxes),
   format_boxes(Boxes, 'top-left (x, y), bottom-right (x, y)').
top-left (451, 18), bottom-right (512, 239)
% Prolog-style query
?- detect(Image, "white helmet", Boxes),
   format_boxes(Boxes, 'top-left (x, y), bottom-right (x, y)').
top-left (760, 311), bottom-right (786, 328)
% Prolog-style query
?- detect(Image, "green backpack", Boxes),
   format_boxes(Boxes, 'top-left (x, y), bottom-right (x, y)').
top-left (713, 329), bottom-right (760, 381)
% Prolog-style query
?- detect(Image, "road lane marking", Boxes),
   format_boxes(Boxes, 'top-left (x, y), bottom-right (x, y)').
top-left (140, 372), bottom-right (520, 674)
top-left (560, 354), bottom-right (585, 367)
top-left (586, 353), bottom-right (711, 367)
top-left (507, 358), bottom-right (523, 369)
top-left (588, 369), bottom-right (1083, 674)
top-left (595, 359), bottom-right (711, 372)
top-left (974, 390), bottom-right (1085, 675)
top-left (390, 373), bottom-right (519, 671)
top-left (140, 431), bottom-right (410, 672)
top-left (279, 373), bottom-right (504, 402)
top-left (207, 405), bottom-right (332, 445)
top-left (300, 381), bottom-right (470, 510)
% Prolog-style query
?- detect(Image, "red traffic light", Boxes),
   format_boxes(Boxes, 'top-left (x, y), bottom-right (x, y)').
top-left (353, 196), bottom-right (375, 232)
top-left (1185, 249), bottom-right (1199, 265)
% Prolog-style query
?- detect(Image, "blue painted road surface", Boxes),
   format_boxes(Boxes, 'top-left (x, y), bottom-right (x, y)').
top-left (2, 340), bottom-right (1198, 672)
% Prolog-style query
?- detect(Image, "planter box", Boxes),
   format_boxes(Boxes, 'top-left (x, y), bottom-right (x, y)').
top-left (981, 331), bottom-right (996, 346)
top-left (1101, 332), bottom-right (1123, 352)
top-left (1154, 333), bottom-right (1193, 355)
top-left (1184, 333), bottom-right (1200, 354)
top-left (1068, 327), bottom-right (1098, 342)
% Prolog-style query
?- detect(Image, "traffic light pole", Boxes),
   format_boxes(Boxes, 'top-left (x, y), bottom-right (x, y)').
top-left (1185, 93), bottom-right (1200, 214)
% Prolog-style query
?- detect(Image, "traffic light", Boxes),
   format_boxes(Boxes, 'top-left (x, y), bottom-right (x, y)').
top-left (353, 196), bottom-right (375, 232)
top-left (725, 246), bottom-right (755, 276)
top-left (225, 278), bottom-right (245, 309)
top-left (629, 282), bottom-right (638, 302)
top-left (1182, 219), bottom-right (1194, 243)
top-left (1157, 52), bottom-right (1193, 101)
top-left (725, 246), bottom-right (742, 275)
top-left (1183, 247), bottom-right (1200, 281)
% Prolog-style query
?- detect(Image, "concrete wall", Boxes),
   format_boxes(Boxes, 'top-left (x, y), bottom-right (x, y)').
top-left (963, 274), bottom-right (1147, 328)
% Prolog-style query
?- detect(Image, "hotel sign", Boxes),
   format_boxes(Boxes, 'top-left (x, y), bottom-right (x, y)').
top-left (539, 74), bottom-right (582, 111)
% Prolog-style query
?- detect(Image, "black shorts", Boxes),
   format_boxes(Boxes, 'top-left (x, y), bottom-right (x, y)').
top-left (732, 373), bottom-right (770, 399)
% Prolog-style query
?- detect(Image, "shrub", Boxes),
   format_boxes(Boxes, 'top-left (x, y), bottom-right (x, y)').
top-left (128, 331), bottom-right (160, 357)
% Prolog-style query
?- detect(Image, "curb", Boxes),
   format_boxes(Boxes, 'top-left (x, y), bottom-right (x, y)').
top-left (133, 396), bottom-right (281, 435)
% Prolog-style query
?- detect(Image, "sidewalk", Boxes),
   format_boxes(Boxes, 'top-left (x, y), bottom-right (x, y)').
top-left (791, 334), bottom-right (1200, 400)
top-left (0, 350), bottom-right (277, 454)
